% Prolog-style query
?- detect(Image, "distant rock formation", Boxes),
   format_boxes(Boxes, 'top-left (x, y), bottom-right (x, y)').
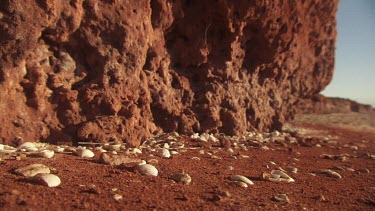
top-left (0, 0), bottom-right (338, 146)
top-left (296, 94), bottom-right (374, 114)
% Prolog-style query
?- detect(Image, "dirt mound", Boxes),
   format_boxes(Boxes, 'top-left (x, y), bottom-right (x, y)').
top-left (0, 0), bottom-right (338, 146)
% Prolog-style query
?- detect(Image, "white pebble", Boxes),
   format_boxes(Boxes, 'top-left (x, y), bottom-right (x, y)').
top-left (31, 173), bottom-right (61, 187)
top-left (170, 150), bottom-right (179, 155)
top-left (134, 164), bottom-right (158, 176)
top-left (229, 175), bottom-right (254, 185)
top-left (15, 164), bottom-right (50, 177)
top-left (157, 148), bottom-right (171, 158)
top-left (76, 148), bottom-right (95, 158)
top-left (37, 150), bottom-right (55, 158)
top-left (113, 194), bottom-right (123, 201)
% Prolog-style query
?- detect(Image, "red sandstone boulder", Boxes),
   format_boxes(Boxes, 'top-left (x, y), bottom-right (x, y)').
top-left (0, 0), bottom-right (338, 146)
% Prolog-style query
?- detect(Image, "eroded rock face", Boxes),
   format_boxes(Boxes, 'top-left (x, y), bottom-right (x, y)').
top-left (0, 0), bottom-right (338, 146)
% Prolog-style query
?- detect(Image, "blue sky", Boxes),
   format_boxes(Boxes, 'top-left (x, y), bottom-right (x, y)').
top-left (322, 0), bottom-right (375, 107)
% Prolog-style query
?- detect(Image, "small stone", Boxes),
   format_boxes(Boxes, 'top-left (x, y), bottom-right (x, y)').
top-left (273, 194), bottom-right (290, 203)
top-left (199, 150), bottom-right (205, 155)
top-left (229, 175), bottom-right (254, 185)
top-left (134, 164), bottom-right (158, 176)
top-left (157, 148), bottom-right (171, 158)
top-left (99, 153), bottom-right (143, 166)
top-left (76, 148), bottom-right (95, 158)
top-left (350, 146), bottom-right (358, 150)
top-left (171, 173), bottom-right (192, 184)
top-left (103, 143), bottom-right (121, 151)
top-left (15, 164), bottom-right (50, 177)
top-left (18, 142), bottom-right (36, 149)
top-left (170, 150), bottom-right (179, 155)
top-left (233, 181), bottom-right (248, 188)
top-left (227, 166), bottom-right (234, 171)
top-left (31, 173), bottom-right (61, 187)
top-left (226, 148), bottom-right (234, 154)
top-left (357, 169), bottom-right (370, 174)
top-left (286, 167), bottom-right (298, 173)
top-left (113, 194), bottom-right (123, 201)
top-left (265, 170), bottom-right (295, 183)
top-left (147, 159), bottom-right (159, 165)
top-left (191, 157), bottom-right (200, 160)
top-left (316, 169), bottom-right (342, 179)
top-left (37, 150), bottom-right (55, 158)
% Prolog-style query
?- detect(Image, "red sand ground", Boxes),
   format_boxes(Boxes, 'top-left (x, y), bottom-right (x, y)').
top-left (0, 112), bottom-right (374, 210)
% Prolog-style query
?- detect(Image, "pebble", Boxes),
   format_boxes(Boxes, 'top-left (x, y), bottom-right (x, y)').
top-left (103, 143), bottom-right (121, 151)
top-left (191, 157), bottom-right (200, 160)
top-left (37, 150), bottom-right (55, 158)
top-left (229, 175), bottom-right (254, 185)
top-left (227, 166), bottom-right (234, 171)
top-left (76, 148), bottom-right (95, 158)
top-left (113, 194), bottom-right (123, 201)
top-left (99, 153), bottom-right (143, 166)
top-left (273, 194), bottom-right (290, 203)
top-left (170, 150), bottom-right (179, 155)
top-left (171, 173), bottom-right (192, 184)
top-left (286, 167), bottom-right (298, 173)
top-left (232, 181), bottom-right (248, 188)
top-left (357, 169), bottom-right (370, 174)
top-left (134, 164), bottom-right (158, 176)
top-left (263, 170), bottom-right (295, 183)
top-left (316, 169), bottom-right (342, 179)
top-left (157, 148), bottom-right (171, 158)
top-left (30, 173), bottom-right (61, 187)
top-left (15, 164), bottom-right (51, 177)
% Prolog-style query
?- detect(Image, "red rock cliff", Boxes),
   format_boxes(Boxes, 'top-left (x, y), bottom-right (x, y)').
top-left (0, 0), bottom-right (338, 146)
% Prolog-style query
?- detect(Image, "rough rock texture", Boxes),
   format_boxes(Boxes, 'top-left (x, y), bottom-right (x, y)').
top-left (0, 0), bottom-right (338, 146)
top-left (297, 94), bottom-right (374, 114)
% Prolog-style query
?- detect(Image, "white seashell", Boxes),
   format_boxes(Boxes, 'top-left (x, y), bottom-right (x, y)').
top-left (134, 164), bottom-right (158, 176)
top-left (31, 173), bottom-right (61, 187)
top-left (76, 148), bottom-right (95, 158)
top-left (157, 148), bottom-right (171, 158)
top-left (15, 164), bottom-right (50, 177)
top-left (38, 150), bottom-right (55, 158)
top-left (229, 175), bottom-right (254, 185)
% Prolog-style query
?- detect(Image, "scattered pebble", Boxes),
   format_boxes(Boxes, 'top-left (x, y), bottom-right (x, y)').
top-left (229, 175), bottom-right (254, 185)
top-left (15, 164), bottom-right (50, 177)
top-left (76, 148), bottom-right (95, 158)
top-left (37, 150), bottom-right (55, 158)
top-left (30, 173), bottom-right (61, 187)
top-left (227, 166), bottom-right (234, 171)
top-left (113, 194), bottom-right (123, 201)
top-left (171, 173), bottom-right (192, 184)
top-left (316, 169), bottom-right (342, 179)
top-left (273, 194), bottom-right (290, 203)
top-left (133, 164), bottom-right (158, 176)
top-left (357, 169), bottom-right (370, 174)
top-left (262, 170), bottom-right (295, 183)
top-left (157, 148), bottom-right (171, 158)
top-left (99, 153), bottom-right (143, 166)
top-left (232, 181), bottom-right (248, 188)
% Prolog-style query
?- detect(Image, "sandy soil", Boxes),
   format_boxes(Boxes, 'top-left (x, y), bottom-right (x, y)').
top-left (0, 112), bottom-right (374, 210)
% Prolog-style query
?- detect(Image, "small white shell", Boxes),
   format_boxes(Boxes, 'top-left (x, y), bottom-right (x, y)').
top-left (38, 150), bottom-right (55, 158)
top-left (31, 173), bottom-right (61, 187)
top-left (229, 175), bottom-right (254, 185)
top-left (134, 164), bottom-right (158, 176)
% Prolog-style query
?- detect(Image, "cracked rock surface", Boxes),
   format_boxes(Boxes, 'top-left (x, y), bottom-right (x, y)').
top-left (0, 0), bottom-right (338, 146)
